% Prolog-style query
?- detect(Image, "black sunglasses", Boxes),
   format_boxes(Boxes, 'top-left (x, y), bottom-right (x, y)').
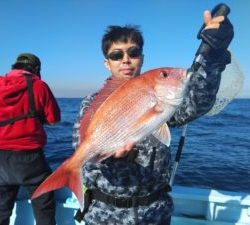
top-left (107, 47), bottom-right (142, 61)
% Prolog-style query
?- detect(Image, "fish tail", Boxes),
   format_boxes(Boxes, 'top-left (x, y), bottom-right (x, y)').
top-left (31, 156), bottom-right (84, 207)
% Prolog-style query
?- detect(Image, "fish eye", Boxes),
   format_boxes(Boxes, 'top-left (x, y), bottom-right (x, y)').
top-left (160, 71), bottom-right (169, 78)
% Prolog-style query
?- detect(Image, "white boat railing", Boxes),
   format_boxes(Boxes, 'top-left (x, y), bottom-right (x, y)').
top-left (10, 185), bottom-right (250, 225)
top-left (171, 186), bottom-right (250, 225)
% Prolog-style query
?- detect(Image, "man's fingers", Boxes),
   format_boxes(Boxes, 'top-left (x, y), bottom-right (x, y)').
top-left (124, 142), bottom-right (135, 151)
top-left (212, 16), bottom-right (225, 23)
top-left (113, 148), bottom-right (128, 158)
top-left (113, 141), bottom-right (135, 158)
top-left (203, 9), bottom-right (225, 30)
top-left (204, 10), bottom-right (224, 28)
top-left (203, 10), bottom-right (212, 25)
top-left (204, 24), bottom-right (220, 30)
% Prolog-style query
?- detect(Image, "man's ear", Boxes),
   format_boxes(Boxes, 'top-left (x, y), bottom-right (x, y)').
top-left (104, 59), bottom-right (111, 71)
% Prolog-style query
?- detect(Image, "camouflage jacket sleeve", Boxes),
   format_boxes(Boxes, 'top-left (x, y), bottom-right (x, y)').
top-left (168, 50), bottom-right (231, 127)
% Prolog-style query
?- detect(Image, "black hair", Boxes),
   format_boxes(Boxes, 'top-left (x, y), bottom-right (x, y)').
top-left (101, 25), bottom-right (144, 58)
top-left (12, 53), bottom-right (41, 77)
top-left (12, 63), bottom-right (41, 77)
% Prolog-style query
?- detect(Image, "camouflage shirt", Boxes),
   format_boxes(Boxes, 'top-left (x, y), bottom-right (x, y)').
top-left (72, 58), bottom-right (226, 225)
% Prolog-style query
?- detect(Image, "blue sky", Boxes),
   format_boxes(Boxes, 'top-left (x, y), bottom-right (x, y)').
top-left (0, 0), bottom-right (249, 98)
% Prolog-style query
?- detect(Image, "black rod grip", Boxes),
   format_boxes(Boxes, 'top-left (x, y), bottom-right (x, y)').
top-left (193, 3), bottom-right (231, 71)
top-left (197, 3), bottom-right (230, 40)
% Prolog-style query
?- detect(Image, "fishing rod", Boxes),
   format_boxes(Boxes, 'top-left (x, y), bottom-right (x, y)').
top-left (169, 3), bottom-right (231, 187)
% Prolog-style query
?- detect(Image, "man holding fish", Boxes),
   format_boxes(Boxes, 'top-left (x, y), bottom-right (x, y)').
top-left (32, 8), bottom-right (234, 225)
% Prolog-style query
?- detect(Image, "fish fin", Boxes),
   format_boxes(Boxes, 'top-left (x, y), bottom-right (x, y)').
top-left (152, 123), bottom-right (171, 146)
top-left (154, 103), bottom-right (164, 112)
top-left (80, 77), bottom-right (129, 138)
top-left (31, 157), bottom-right (84, 209)
top-left (131, 102), bottom-right (163, 130)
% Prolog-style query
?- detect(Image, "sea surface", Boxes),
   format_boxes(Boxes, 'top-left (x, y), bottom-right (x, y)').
top-left (44, 98), bottom-right (250, 193)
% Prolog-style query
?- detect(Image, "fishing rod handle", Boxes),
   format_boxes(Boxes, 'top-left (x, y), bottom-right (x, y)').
top-left (195, 3), bottom-right (230, 56)
top-left (197, 3), bottom-right (230, 40)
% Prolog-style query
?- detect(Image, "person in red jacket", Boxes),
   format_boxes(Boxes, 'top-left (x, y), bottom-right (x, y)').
top-left (0, 53), bottom-right (61, 225)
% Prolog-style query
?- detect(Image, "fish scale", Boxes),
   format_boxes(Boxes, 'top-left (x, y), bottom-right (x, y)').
top-left (87, 88), bottom-right (156, 153)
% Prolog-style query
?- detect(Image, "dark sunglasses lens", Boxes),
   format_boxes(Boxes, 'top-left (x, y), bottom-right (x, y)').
top-left (107, 51), bottom-right (124, 61)
top-left (128, 48), bottom-right (142, 58)
top-left (107, 47), bottom-right (142, 61)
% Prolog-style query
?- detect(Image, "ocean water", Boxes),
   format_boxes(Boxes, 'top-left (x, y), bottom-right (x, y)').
top-left (44, 98), bottom-right (250, 193)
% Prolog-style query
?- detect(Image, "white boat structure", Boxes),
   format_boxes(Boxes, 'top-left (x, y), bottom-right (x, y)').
top-left (10, 185), bottom-right (250, 225)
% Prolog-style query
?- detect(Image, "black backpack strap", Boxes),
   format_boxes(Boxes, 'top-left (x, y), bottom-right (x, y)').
top-left (25, 74), bottom-right (36, 116)
top-left (0, 74), bottom-right (40, 127)
top-left (74, 189), bottom-right (92, 222)
top-left (0, 112), bottom-right (32, 126)
top-left (90, 184), bottom-right (171, 208)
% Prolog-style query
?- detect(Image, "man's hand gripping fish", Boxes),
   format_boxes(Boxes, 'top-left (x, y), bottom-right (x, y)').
top-left (32, 67), bottom-right (189, 209)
